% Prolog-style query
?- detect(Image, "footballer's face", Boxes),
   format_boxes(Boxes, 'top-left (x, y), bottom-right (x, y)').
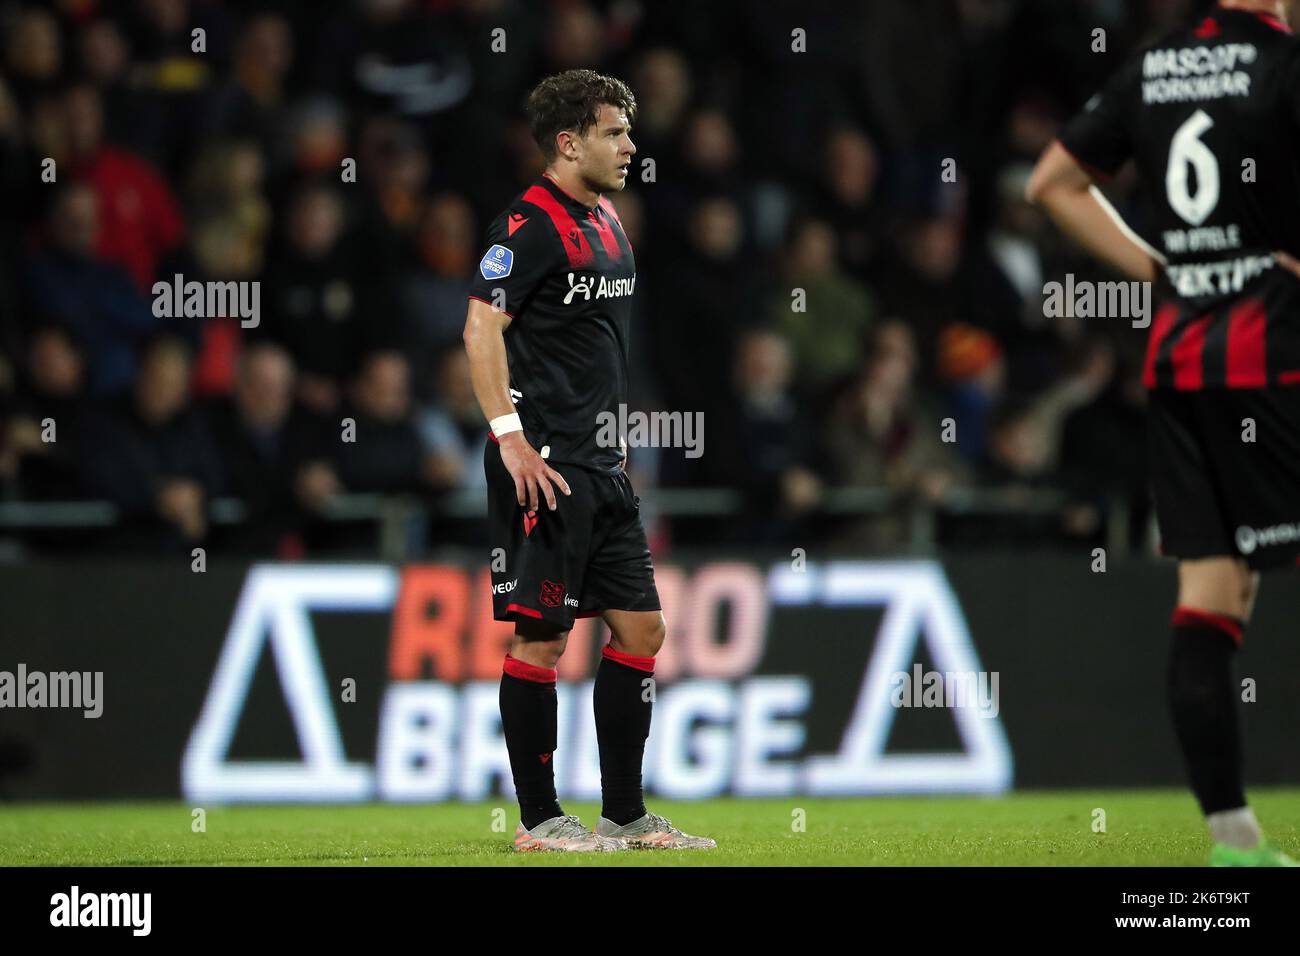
top-left (576, 103), bottom-right (635, 192)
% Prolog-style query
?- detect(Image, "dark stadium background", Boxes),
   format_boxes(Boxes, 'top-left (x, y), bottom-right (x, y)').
top-left (0, 0), bottom-right (1236, 560)
top-left (4, 0), bottom-right (1300, 813)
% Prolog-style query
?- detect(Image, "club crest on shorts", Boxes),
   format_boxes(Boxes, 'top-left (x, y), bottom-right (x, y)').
top-left (539, 580), bottom-right (565, 607)
top-left (479, 244), bottom-right (513, 280)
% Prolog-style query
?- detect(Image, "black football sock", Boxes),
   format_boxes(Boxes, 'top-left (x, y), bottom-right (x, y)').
top-left (500, 654), bottom-right (563, 830)
top-left (594, 645), bottom-right (655, 826)
top-left (1167, 607), bottom-right (1247, 816)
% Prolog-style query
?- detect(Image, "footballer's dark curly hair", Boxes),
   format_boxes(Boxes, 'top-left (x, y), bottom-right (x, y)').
top-left (526, 70), bottom-right (637, 162)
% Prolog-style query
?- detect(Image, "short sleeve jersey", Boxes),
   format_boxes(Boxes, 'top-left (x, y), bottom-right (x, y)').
top-left (468, 174), bottom-right (637, 470)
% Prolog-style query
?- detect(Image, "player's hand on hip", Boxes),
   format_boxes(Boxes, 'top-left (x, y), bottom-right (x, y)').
top-left (498, 432), bottom-right (571, 512)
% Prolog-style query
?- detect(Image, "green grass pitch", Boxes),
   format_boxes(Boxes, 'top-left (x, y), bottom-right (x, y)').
top-left (3, 790), bottom-right (1298, 866)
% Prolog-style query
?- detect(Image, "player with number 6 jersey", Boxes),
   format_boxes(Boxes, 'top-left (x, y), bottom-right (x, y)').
top-left (1027, 0), bottom-right (1300, 866)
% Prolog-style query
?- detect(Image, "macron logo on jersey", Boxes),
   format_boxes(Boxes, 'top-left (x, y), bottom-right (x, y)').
top-left (479, 244), bottom-right (514, 280)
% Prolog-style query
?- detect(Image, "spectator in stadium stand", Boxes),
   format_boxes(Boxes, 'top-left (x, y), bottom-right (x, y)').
top-left (25, 181), bottom-right (159, 398)
top-left (649, 195), bottom-right (756, 478)
top-left (327, 349), bottom-right (435, 496)
top-left (417, 347), bottom-right (489, 494)
top-left (40, 83), bottom-right (185, 292)
top-left (1, 5), bottom-right (61, 112)
top-left (77, 16), bottom-right (150, 155)
top-left (767, 216), bottom-right (877, 396)
top-left (161, 138), bottom-right (272, 397)
top-left (352, 115), bottom-right (430, 265)
top-left (810, 125), bottom-right (886, 282)
top-left (707, 327), bottom-right (823, 546)
top-left (876, 211), bottom-right (967, 390)
top-left (679, 108), bottom-right (742, 198)
top-left (259, 182), bottom-right (395, 416)
top-left (1059, 342), bottom-right (1152, 549)
top-left (81, 336), bottom-right (223, 550)
top-left (962, 395), bottom-right (1076, 547)
top-left (204, 12), bottom-right (294, 166)
top-left (112, 0), bottom-right (238, 177)
top-left (628, 48), bottom-right (692, 172)
top-left (936, 321), bottom-right (1006, 466)
top-left (0, 325), bottom-right (92, 501)
top-left (401, 192), bottom-right (478, 366)
top-left (203, 341), bottom-right (327, 556)
top-left (821, 324), bottom-right (963, 553)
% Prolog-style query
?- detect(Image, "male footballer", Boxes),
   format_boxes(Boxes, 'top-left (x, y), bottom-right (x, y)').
top-left (1028, 0), bottom-right (1300, 865)
top-left (463, 69), bottom-right (715, 851)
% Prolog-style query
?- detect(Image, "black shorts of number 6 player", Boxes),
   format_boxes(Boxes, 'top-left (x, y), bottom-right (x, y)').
top-left (467, 171), bottom-right (659, 630)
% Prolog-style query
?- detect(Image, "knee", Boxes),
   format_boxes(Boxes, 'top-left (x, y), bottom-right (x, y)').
top-left (1240, 571), bottom-right (1260, 622)
top-left (513, 621), bottom-right (570, 668)
top-left (611, 612), bottom-right (666, 658)
top-left (643, 613), bottom-right (667, 656)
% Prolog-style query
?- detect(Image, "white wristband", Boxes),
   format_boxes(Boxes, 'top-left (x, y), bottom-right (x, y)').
top-left (490, 412), bottom-right (523, 437)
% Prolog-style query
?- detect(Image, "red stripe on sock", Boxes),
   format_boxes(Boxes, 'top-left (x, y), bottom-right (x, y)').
top-left (601, 644), bottom-right (655, 673)
top-left (1172, 606), bottom-right (1243, 644)
top-left (503, 653), bottom-right (557, 683)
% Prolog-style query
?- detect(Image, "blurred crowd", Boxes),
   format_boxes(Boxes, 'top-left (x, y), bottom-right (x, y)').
top-left (0, 0), bottom-right (1213, 556)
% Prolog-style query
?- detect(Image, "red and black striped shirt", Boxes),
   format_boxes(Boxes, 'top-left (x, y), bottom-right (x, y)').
top-left (1059, 8), bottom-right (1300, 390)
top-left (467, 174), bottom-right (636, 472)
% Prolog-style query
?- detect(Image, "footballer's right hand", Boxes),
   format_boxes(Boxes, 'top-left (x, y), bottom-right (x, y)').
top-left (498, 432), bottom-right (571, 512)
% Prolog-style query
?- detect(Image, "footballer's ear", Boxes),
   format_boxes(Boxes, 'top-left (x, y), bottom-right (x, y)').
top-left (555, 128), bottom-right (581, 161)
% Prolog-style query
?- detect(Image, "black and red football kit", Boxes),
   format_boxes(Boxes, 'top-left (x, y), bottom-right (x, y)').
top-left (468, 174), bottom-right (659, 627)
top-left (1060, 7), bottom-right (1300, 568)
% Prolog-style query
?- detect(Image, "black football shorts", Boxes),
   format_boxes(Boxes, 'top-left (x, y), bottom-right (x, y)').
top-left (1147, 386), bottom-right (1300, 570)
top-left (484, 436), bottom-right (661, 629)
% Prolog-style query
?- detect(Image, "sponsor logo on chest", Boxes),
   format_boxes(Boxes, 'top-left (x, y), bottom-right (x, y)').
top-left (563, 272), bottom-right (636, 305)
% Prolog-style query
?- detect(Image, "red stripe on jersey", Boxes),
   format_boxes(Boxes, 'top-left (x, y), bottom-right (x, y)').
top-left (597, 196), bottom-right (622, 225)
top-left (587, 206), bottom-right (623, 262)
top-left (523, 185), bottom-right (595, 269)
top-left (1225, 299), bottom-right (1268, 388)
top-left (1279, 370), bottom-right (1300, 385)
top-left (1171, 314), bottom-right (1212, 389)
top-left (1142, 302), bottom-right (1179, 388)
top-left (1254, 12), bottom-right (1292, 34)
top-left (467, 293), bottom-right (515, 320)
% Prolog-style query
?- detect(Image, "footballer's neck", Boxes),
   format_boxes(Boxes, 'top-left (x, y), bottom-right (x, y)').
top-left (544, 167), bottom-right (601, 209)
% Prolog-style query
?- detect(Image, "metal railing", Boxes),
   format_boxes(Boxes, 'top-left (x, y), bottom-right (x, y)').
top-left (0, 485), bottom-right (1147, 563)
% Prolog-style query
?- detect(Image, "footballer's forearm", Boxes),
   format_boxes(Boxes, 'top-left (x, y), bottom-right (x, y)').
top-left (1026, 141), bottom-right (1160, 285)
top-left (462, 299), bottom-right (520, 430)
